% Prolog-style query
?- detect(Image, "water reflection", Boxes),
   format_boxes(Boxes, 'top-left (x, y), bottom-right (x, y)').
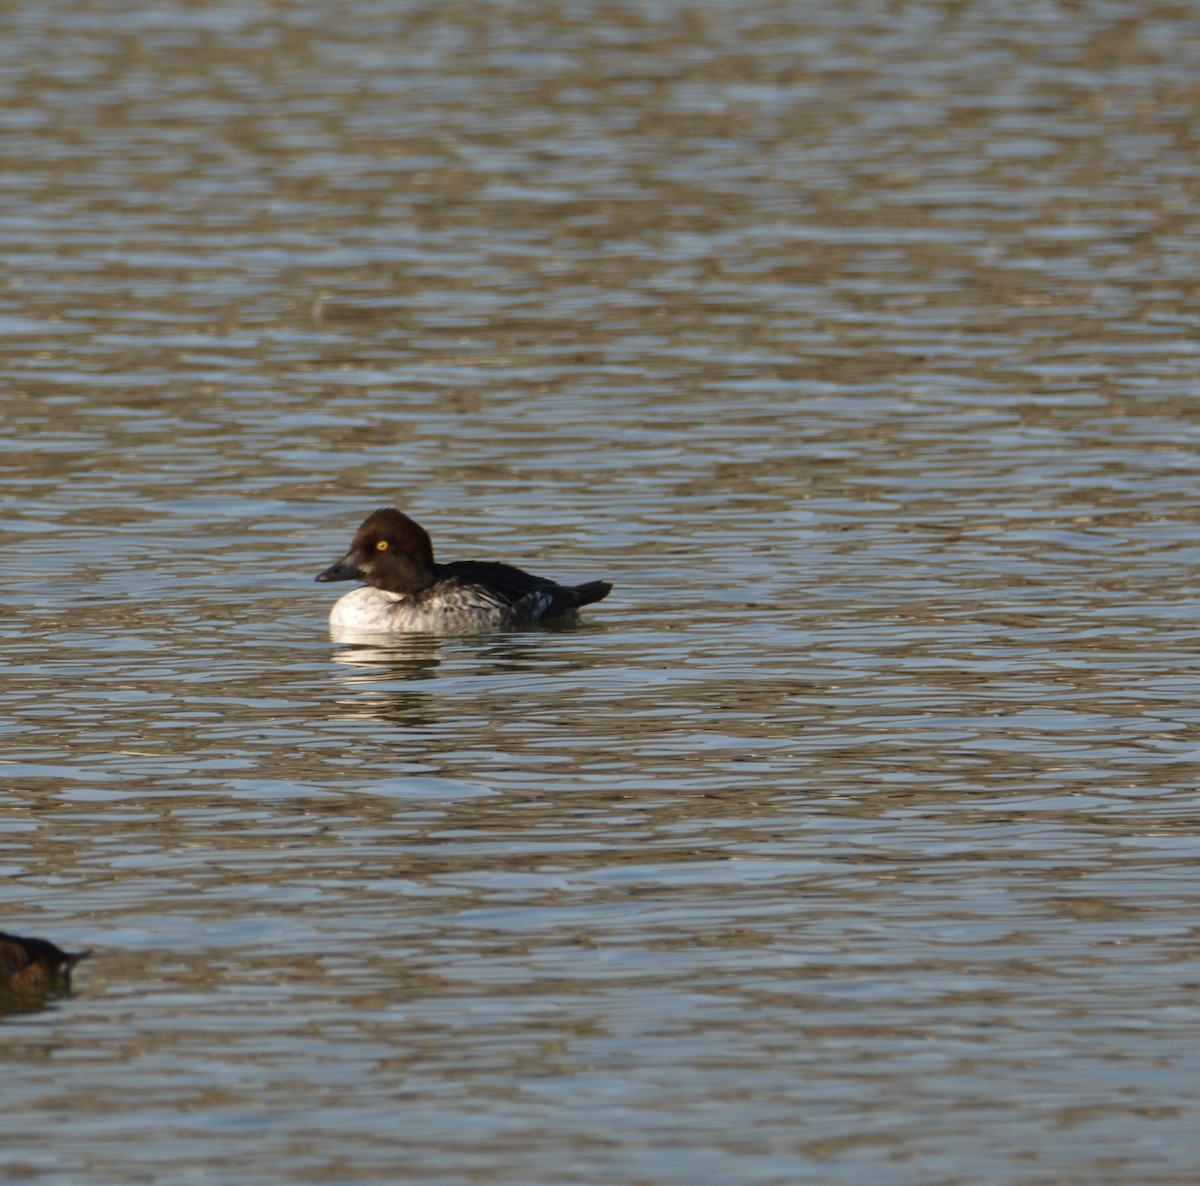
top-left (0, 989), bottom-right (75, 1019)
top-left (328, 630), bottom-right (447, 674)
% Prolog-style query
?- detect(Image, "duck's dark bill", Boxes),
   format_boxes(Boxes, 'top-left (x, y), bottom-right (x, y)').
top-left (316, 553), bottom-right (363, 582)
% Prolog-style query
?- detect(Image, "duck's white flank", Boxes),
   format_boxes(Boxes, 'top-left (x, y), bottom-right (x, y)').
top-left (328, 584), bottom-right (554, 633)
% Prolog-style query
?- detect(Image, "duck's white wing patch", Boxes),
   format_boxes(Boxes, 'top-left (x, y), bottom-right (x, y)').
top-left (428, 586), bottom-right (511, 613)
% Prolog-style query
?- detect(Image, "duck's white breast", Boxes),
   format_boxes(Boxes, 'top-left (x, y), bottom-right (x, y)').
top-left (329, 586), bottom-right (408, 631)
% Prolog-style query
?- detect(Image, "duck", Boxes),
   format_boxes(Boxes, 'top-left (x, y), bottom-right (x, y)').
top-left (0, 932), bottom-right (91, 992)
top-left (316, 508), bottom-right (612, 632)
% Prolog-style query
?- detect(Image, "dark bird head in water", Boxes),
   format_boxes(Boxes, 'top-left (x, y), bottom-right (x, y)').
top-left (0, 932), bottom-right (91, 994)
top-left (316, 508), bottom-right (438, 595)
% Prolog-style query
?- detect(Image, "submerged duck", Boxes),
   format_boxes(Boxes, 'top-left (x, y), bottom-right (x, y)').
top-left (0, 932), bottom-right (90, 992)
top-left (316, 508), bottom-right (612, 632)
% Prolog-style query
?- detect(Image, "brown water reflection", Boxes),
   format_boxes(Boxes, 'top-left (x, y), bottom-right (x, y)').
top-left (4, 0), bottom-right (1200, 1183)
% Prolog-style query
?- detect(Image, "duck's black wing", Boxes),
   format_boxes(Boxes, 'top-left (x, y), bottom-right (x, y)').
top-left (437, 561), bottom-right (612, 618)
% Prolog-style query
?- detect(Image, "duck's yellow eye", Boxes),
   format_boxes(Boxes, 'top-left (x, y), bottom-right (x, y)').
top-left (376, 540), bottom-right (389, 551)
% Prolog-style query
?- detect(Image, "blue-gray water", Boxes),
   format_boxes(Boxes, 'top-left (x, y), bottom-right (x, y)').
top-left (4, 2), bottom-right (1200, 1183)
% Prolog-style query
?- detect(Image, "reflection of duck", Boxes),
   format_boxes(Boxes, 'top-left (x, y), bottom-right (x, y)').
top-left (317, 508), bottom-right (612, 632)
top-left (0, 932), bottom-right (90, 992)
top-left (329, 630), bottom-right (446, 672)
top-left (328, 628), bottom-right (594, 732)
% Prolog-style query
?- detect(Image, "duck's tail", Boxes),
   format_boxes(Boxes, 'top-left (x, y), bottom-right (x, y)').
top-left (568, 580), bottom-right (613, 608)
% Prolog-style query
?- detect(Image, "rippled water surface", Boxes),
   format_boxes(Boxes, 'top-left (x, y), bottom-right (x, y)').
top-left (5, 1), bottom-right (1200, 1182)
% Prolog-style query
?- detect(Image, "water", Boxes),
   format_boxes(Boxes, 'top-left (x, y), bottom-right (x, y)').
top-left (3, 1), bottom-right (1200, 1182)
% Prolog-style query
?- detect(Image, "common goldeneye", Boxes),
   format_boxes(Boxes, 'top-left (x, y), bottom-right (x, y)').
top-left (0, 932), bottom-right (90, 992)
top-left (316, 508), bottom-right (612, 632)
